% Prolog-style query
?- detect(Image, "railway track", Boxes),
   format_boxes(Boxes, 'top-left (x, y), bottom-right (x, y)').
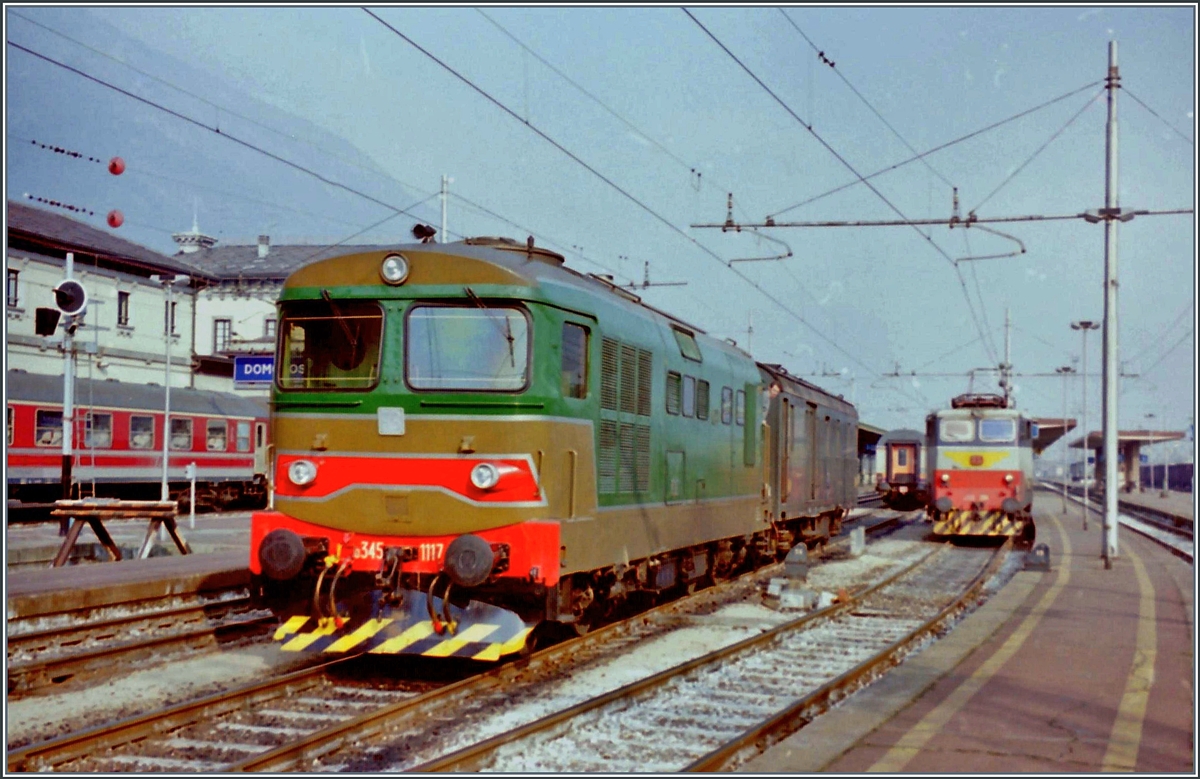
top-left (7, 591), bottom-right (276, 697)
top-left (1038, 482), bottom-right (1193, 561)
top-left (8, 510), bottom-right (917, 772)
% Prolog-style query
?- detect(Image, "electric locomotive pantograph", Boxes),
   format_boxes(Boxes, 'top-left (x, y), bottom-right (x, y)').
top-left (249, 236), bottom-right (858, 661)
top-left (926, 392), bottom-right (1036, 545)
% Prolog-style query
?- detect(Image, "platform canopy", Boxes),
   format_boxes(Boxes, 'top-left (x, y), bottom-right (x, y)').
top-left (1069, 430), bottom-right (1186, 449)
top-left (857, 422), bottom-right (886, 455)
top-left (1031, 417), bottom-right (1076, 455)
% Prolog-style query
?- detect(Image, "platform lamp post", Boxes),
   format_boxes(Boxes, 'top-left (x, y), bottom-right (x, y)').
top-left (151, 274), bottom-right (189, 504)
top-left (1072, 320), bottom-right (1100, 530)
top-left (1056, 366), bottom-right (1075, 513)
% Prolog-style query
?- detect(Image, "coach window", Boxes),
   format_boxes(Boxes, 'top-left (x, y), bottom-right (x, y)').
top-left (666, 371), bottom-right (682, 415)
top-left (117, 291), bottom-right (130, 326)
top-left (7, 269), bottom-right (19, 308)
top-left (130, 415), bottom-right (154, 449)
top-left (721, 386), bottom-right (733, 425)
top-left (207, 420), bottom-right (228, 451)
top-left (170, 418), bottom-right (193, 450)
top-left (682, 375), bottom-right (696, 417)
top-left (939, 419), bottom-right (975, 443)
top-left (696, 380), bottom-right (710, 420)
top-left (406, 304), bottom-right (528, 392)
top-left (236, 421), bottom-right (251, 452)
top-left (84, 413), bottom-right (113, 449)
top-left (979, 418), bottom-right (1016, 443)
top-left (35, 410), bottom-right (63, 446)
top-left (561, 322), bottom-right (589, 399)
top-left (7, 407), bottom-right (13, 446)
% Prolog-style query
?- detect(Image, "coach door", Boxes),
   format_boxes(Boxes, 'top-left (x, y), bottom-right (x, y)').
top-left (254, 422), bottom-right (269, 474)
top-left (805, 403), bottom-right (817, 501)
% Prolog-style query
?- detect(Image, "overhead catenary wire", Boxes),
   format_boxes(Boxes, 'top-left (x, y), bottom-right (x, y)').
top-left (1122, 87), bottom-right (1195, 146)
top-left (364, 7), bottom-right (888, 380)
top-left (682, 9), bottom-right (999, 375)
top-left (768, 80), bottom-right (1104, 220)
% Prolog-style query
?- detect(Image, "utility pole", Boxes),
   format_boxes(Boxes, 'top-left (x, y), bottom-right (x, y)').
top-left (1056, 365), bottom-right (1075, 513)
top-left (1100, 41), bottom-right (1122, 568)
top-left (1072, 320), bottom-right (1100, 530)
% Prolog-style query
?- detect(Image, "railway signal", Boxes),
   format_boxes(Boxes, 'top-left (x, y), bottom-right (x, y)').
top-left (53, 278), bottom-right (88, 315)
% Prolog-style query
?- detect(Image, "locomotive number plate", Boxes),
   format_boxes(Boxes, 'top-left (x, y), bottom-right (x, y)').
top-left (352, 540), bottom-right (385, 561)
top-left (419, 542), bottom-right (445, 562)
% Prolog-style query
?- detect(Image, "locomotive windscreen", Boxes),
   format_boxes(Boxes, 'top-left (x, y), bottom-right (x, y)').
top-left (277, 300), bottom-right (384, 391)
top-left (405, 305), bottom-right (530, 391)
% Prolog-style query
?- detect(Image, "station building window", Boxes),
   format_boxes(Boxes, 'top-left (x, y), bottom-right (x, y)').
top-left (117, 291), bottom-right (130, 326)
top-left (130, 415), bottom-right (154, 449)
top-left (264, 317), bottom-right (277, 340)
top-left (84, 412), bottom-right (113, 448)
top-left (214, 319), bottom-right (232, 352)
top-left (7, 269), bottom-right (19, 308)
top-left (170, 418), bottom-right (193, 450)
top-left (35, 409), bottom-right (62, 446)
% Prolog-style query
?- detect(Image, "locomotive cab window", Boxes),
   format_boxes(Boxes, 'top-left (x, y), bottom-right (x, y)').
top-left (277, 299), bottom-right (384, 391)
top-left (939, 419), bottom-right (974, 442)
top-left (35, 410), bottom-right (62, 447)
top-left (207, 420), bottom-right (228, 451)
top-left (84, 413), bottom-right (112, 449)
top-left (979, 418), bottom-right (1016, 442)
top-left (721, 386), bottom-right (733, 425)
top-left (130, 415), bottom-right (154, 450)
top-left (407, 305), bottom-right (530, 391)
top-left (561, 322), bottom-right (589, 399)
top-left (170, 418), bottom-right (193, 451)
top-left (672, 326), bottom-right (703, 362)
top-left (682, 375), bottom-right (696, 417)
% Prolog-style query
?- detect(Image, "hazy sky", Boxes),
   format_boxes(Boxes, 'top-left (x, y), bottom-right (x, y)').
top-left (5, 5), bottom-right (1196, 460)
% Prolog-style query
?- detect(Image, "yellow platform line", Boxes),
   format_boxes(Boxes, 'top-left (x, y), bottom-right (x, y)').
top-left (281, 618), bottom-right (340, 652)
top-left (867, 512), bottom-right (1072, 772)
top-left (368, 621), bottom-right (436, 654)
top-left (324, 618), bottom-right (394, 653)
top-left (421, 623), bottom-right (500, 657)
top-left (1101, 543), bottom-right (1156, 772)
top-left (274, 615), bottom-right (310, 641)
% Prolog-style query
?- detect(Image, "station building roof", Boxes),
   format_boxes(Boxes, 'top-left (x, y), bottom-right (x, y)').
top-left (1031, 417), bottom-right (1076, 455)
top-left (1070, 430), bottom-right (1187, 449)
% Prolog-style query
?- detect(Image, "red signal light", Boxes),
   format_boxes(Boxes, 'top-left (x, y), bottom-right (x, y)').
top-left (108, 157), bottom-right (125, 175)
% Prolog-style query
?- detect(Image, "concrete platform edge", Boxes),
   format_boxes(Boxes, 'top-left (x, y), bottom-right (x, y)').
top-left (6, 566), bottom-right (250, 620)
top-left (738, 569), bottom-right (1043, 773)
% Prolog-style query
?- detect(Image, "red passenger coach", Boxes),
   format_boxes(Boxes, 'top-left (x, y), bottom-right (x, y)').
top-left (6, 369), bottom-right (270, 510)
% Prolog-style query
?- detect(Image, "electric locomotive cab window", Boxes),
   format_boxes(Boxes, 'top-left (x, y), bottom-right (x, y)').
top-left (672, 326), bottom-right (703, 362)
top-left (682, 375), bottom-right (696, 417)
top-left (84, 413), bottom-right (112, 449)
top-left (407, 305), bottom-right (529, 391)
top-left (666, 371), bottom-right (682, 415)
top-left (979, 418), bottom-right (1016, 442)
top-left (939, 419), bottom-right (975, 442)
top-left (130, 415), bottom-right (154, 449)
top-left (207, 420), bottom-right (228, 451)
top-left (561, 322), bottom-right (589, 399)
top-left (696, 380), bottom-right (710, 420)
top-left (278, 299), bottom-right (384, 391)
top-left (721, 386), bottom-right (733, 425)
top-left (170, 418), bottom-right (193, 450)
top-left (35, 410), bottom-right (62, 446)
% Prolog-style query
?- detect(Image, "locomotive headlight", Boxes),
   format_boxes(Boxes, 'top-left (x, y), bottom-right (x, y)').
top-left (288, 459), bottom-right (318, 486)
top-left (940, 473), bottom-right (950, 484)
top-left (470, 462), bottom-right (501, 490)
top-left (380, 253), bottom-right (410, 285)
top-left (1004, 474), bottom-right (1014, 484)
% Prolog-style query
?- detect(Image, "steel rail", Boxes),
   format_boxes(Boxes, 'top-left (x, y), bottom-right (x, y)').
top-left (685, 538), bottom-right (1012, 771)
top-left (407, 544), bottom-right (949, 772)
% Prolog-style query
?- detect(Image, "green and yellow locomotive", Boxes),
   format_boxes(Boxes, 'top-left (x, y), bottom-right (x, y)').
top-left (250, 237), bottom-right (858, 660)
top-left (926, 393), bottom-right (1036, 544)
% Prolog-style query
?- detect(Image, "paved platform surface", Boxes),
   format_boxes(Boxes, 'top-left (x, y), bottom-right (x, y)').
top-left (741, 493), bottom-right (1194, 773)
top-left (5, 512), bottom-right (253, 619)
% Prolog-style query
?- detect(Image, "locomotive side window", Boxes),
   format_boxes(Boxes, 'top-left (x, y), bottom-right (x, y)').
top-left (721, 386), bottom-right (733, 425)
top-left (407, 305), bottom-right (528, 391)
top-left (666, 371), bottom-right (682, 415)
top-left (237, 421), bottom-right (252, 452)
top-left (682, 375), bottom-right (696, 417)
top-left (696, 380), bottom-right (710, 420)
top-left (561, 323), bottom-right (589, 399)
top-left (35, 410), bottom-right (62, 447)
top-left (735, 390), bottom-right (746, 426)
top-left (672, 327), bottom-right (703, 363)
top-left (207, 420), bottom-right (228, 451)
top-left (939, 419), bottom-right (974, 442)
top-left (130, 415), bottom-right (154, 449)
top-left (84, 413), bottom-right (113, 448)
top-left (979, 419), bottom-right (1016, 442)
top-left (278, 300), bottom-right (384, 391)
top-left (170, 418), bottom-right (193, 450)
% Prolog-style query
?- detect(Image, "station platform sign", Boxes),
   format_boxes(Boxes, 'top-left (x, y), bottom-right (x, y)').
top-left (234, 355), bottom-right (274, 386)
